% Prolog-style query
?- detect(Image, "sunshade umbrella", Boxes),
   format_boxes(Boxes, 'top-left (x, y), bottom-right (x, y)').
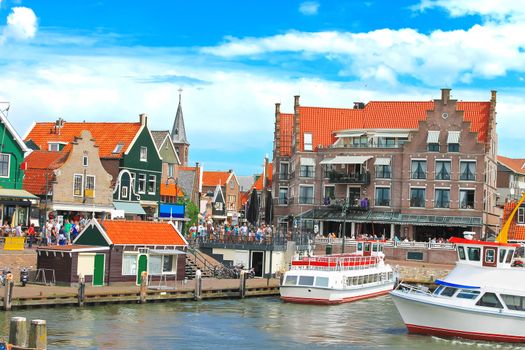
top-left (264, 190), bottom-right (273, 225)
top-left (246, 189), bottom-right (259, 226)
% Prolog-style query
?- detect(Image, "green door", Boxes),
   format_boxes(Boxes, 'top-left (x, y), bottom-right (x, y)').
top-left (93, 254), bottom-right (105, 286)
top-left (137, 254), bottom-right (148, 285)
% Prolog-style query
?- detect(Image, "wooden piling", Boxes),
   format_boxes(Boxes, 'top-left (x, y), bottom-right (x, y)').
top-left (3, 274), bottom-right (13, 311)
top-left (9, 316), bottom-right (28, 348)
top-left (29, 319), bottom-right (47, 350)
top-left (139, 271), bottom-right (148, 304)
top-left (239, 271), bottom-right (246, 299)
top-left (194, 270), bottom-right (202, 300)
top-left (78, 277), bottom-right (86, 307)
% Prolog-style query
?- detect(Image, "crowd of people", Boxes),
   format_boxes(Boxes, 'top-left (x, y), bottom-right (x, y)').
top-left (186, 222), bottom-right (277, 244)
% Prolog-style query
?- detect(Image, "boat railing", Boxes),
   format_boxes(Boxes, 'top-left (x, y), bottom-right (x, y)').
top-left (290, 255), bottom-right (380, 271)
top-left (314, 238), bottom-right (455, 250)
top-left (396, 282), bottom-right (433, 296)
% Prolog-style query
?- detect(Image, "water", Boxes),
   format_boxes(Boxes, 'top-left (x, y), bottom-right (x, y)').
top-left (1, 296), bottom-right (523, 349)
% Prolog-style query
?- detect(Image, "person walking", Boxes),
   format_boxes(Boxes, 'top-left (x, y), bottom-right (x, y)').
top-left (27, 223), bottom-right (36, 248)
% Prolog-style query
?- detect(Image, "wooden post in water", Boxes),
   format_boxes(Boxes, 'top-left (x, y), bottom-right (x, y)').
top-left (9, 316), bottom-right (28, 348)
top-left (194, 269), bottom-right (202, 300)
top-left (78, 276), bottom-right (85, 307)
top-left (3, 273), bottom-right (13, 311)
top-left (139, 271), bottom-right (148, 304)
top-left (239, 271), bottom-right (246, 299)
top-left (29, 319), bottom-right (47, 350)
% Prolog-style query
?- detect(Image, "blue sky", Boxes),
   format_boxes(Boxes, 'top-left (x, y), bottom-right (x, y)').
top-left (1, 0), bottom-right (524, 175)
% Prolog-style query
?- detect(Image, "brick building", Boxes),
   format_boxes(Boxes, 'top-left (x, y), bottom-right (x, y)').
top-left (200, 170), bottom-right (240, 223)
top-left (272, 89), bottom-right (499, 240)
top-left (497, 156), bottom-right (525, 205)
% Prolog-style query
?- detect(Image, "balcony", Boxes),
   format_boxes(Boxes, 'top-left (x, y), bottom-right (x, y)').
top-left (327, 171), bottom-right (370, 185)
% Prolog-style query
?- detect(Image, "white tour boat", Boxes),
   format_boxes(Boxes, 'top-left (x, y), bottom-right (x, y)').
top-left (391, 193), bottom-right (525, 343)
top-left (280, 241), bottom-right (397, 304)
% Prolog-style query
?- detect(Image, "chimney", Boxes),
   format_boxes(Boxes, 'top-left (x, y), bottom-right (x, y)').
top-left (195, 162), bottom-right (200, 168)
top-left (441, 88), bottom-right (451, 105)
top-left (228, 169), bottom-right (233, 173)
top-left (139, 113), bottom-right (148, 126)
top-left (486, 90), bottom-right (497, 153)
top-left (293, 95), bottom-right (300, 152)
top-left (353, 102), bottom-right (365, 109)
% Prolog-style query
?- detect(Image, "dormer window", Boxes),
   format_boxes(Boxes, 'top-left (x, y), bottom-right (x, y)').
top-left (140, 146), bottom-right (147, 162)
top-left (48, 142), bottom-right (66, 152)
top-left (304, 133), bottom-right (313, 151)
top-left (112, 143), bottom-right (124, 154)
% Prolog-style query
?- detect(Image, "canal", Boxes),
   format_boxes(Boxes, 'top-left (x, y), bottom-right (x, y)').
top-left (0, 296), bottom-right (520, 349)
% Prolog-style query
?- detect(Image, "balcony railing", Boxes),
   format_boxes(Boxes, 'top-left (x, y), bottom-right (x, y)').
top-left (298, 196), bottom-right (315, 204)
top-left (278, 173), bottom-right (290, 180)
top-left (278, 197), bottom-right (288, 205)
top-left (328, 171), bottom-right (370, 184)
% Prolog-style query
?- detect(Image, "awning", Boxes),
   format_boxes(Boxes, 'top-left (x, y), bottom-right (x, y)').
top-left (150, 249), bottom-right (186, 255)
top-left (159, 203), bottom-right (185, 219)
top-left (113, 201), bottom-right (146, 215)
top-left (336, 131), bottom-right (365, 138)
top-left (51, 203), bottom-right (115, 213)
top-left (374, 158), bottom-right (391, 166)
top-left (0, 189), bottom-right (38, 200)
top-left (320, 155), bottom-right (372, 165)
top-left (374, 133), bottom-right (410, 138)
top-left (447, 131), bottom-right (461, 144)
top-left (427, 130), bottom-right (440, 143)
top-left (140, 200), bottom-right (158, 207)
top-left (300, 158), bottom-right (316, 166)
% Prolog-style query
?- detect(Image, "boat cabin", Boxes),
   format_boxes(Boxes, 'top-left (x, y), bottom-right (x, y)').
top-left (355, 240), bottom-right (385, 256)
top-left (449, 237), bottom-right (520, 268)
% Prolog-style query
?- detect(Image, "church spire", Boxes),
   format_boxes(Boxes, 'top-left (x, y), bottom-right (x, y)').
top-left (172, 88), bottom-right (189, 145)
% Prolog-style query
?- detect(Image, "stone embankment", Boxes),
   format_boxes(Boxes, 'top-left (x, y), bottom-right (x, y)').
top-left (393, 260), bottom-right (453, 284)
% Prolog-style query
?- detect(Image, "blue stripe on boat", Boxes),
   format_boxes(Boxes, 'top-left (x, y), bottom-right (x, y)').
top-left (435, 279), bottom-right (480, 289)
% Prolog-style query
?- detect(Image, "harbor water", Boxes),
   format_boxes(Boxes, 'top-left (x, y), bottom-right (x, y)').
top-left (1, 296), bottom-right (522, 349)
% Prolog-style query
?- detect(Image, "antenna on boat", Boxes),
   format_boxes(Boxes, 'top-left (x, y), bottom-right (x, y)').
top-left (496, 192), bottom-right (525, 244)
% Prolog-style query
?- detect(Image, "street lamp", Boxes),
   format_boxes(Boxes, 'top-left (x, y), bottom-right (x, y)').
top-left (341, 199), bottom-right (349, 254)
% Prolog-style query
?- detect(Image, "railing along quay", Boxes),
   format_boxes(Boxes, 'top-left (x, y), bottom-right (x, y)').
top-left (315, 238), bottom-right (456, 250)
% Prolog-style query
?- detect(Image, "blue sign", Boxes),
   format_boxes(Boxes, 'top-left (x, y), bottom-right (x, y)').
top-left (159, 203), bottom-right (185, 219)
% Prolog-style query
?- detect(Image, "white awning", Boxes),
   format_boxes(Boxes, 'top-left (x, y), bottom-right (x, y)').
top-left (374, 133), bottom-right (410, 138)
top-left (150, 249), bottom-right (186, 255)
top-left (447, 131), bottom-right (461, 144)
top-left (320, 155), bottom-right (372, 165)
top-left (51, 203), bottom-right (115, 213)
top-left (374, 158), bottom-right (391, 166)
top-left (427, 130), bottom-right (440, 143)
top-left (335, 131), bottom-right (365, 138)
top-left (300, 157), bottom-right (316, 166)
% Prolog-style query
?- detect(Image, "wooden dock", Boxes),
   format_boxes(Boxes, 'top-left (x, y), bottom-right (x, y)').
top-left (1, 278), bottom-right (280, 310)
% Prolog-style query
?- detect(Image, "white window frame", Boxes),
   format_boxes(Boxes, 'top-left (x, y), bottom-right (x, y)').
top-left (112, 143), bottom-right (124, 154)
top-left (298, 185), bottom-right (314, 204)
top-left (122, 253), bottom-right (138, 276)
top-left (374, 186), bottom-right (391, 207)
top-left (138, 174), bottom-right (146, 194)
top-left (48, 143), bottom-right (61, 152)
top-left (459, 160), bottom-right (477, 181)
top-left (140, 146), bottom-right (148, 162)
top-left (518, 207), bottom-right (525, 224)
top-left (82, 155), bottom-right (89, 167)
top-left (304, 133), bottom-right (313, 151)
top-left (168, 163), bottom-right (174, 178)
top-left (73, 174), bottom-right (84, 197)
top-left (434, 187), bottom-right (451, 209)
top-left (278, 187), bottom-right (288, 205)
top-left (459, 187), bottom-right (476, 210)
top-left (323, 185), bottom-right (335, 199)
top-left (280, 161), bottom-right (289, 176)
top-left (0, 153), bottom-right (10, 178)
top-left (409, 186), bottom-right (426, 208)
top-left (148, 174), bottom-right (156, 195)
top-left (85, 175), bottom-right (96, 198)
top-left (121, 186), bottom-right (129, 199)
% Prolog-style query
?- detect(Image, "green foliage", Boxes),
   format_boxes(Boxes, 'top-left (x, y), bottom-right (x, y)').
top-left (177, 198), bottom-right (199, 234)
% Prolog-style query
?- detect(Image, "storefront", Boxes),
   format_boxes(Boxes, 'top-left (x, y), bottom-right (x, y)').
top-left (0, 189), bottom-right (38, 228)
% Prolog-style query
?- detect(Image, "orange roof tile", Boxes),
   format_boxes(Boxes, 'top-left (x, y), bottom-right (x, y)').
top-left (504, 201), bottom-right (525, 241)
top-left (240, 190), bottom-right (251, 206)
top-left (278, 113), bottom-right (293, 157)
top-left (278, 101), bottom-right (491, 152)
top-left (202, 171), bottom-right (231, 187)
top-left (101, 220), bottom-right (186, 245)
top-left (22, 151), bottom-right (69, 196)
top-left (160, 183), bottom-right (185, 197)
top-left (25, 122), bottom-right (142, 158)
top-left (498, 156), bottom-right (525, 175)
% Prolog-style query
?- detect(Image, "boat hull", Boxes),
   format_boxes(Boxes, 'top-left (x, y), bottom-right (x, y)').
top-left (280, 282), bottom-right (394, 305)
top-left (391, 290), bottom-right (525, 343)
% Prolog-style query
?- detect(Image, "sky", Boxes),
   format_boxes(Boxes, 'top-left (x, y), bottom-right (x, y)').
top-left (0, 0), bottom-right (524, 175)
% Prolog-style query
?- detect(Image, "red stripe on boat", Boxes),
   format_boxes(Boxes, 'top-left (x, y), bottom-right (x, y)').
top-left (406, 324), bottom-right (525, 343)
top-left (281, 289), bottom-right (391, 305)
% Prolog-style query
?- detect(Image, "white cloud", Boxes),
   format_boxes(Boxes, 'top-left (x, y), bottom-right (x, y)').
top-left (299, 1), bottom-right (319, 16)
top-left (414, 0), bottom-right (525, 21)
top-left (3, 7), bottom-right (38, 41)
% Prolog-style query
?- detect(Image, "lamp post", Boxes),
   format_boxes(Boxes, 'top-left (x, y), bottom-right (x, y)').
top-left (341, 199), bottom-right (349, 254)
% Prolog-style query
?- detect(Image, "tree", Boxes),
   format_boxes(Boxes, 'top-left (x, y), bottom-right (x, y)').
top-left (177, 198), bottom-right (199, 235)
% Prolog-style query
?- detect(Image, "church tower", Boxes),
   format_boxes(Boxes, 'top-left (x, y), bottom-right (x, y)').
top-left (171, 89), bottom-right (190, 166)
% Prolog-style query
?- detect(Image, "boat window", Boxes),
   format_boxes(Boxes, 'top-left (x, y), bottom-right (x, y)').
top-left (315, 277), bottom-right (329, 288)
top-left (388, 272), bottom-right (393, 280)
top-left (372, 244), bottom-right (378, 252)
top-left (456, 290), bottom-right (480, 299)
top-left (298, 276), bottom-right (314, 286)
top-left (457, 246), bottom-right (466, 260)
top-left (358, 275), bottom-right (365, 284)
top-left (357, 243), bottom-right (363, 251)
top-left (433, 286), bottom-right (444, 295)
top-left (484, 248), bottom-right (496, 264)
top-left (440, 287), bottom-right (458, 297)
top-left (365, 244), bottom-right (371, 252)
top-left (284, 275), bottom-right (298, 286)
top-left (506, 250), bottom-right (514, 264)
top-left (476, 292), bottom-right (503, 308)
top-left (499, 249), bottom-right (507, 263)
top-left (467, 247), bottom-right (481, 261)
top-left (501, 294), bottom-right (525, 311)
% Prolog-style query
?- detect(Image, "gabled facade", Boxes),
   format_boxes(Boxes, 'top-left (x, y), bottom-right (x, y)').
top-left (272, 89), bottom-right (499, 240)
top-left (201, 170), bottom-right (240, 220)
top-left (497, 156), bottom-right (525, 205)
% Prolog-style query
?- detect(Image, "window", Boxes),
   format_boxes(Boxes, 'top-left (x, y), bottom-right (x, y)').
top-left (315, 277), bottom-right (329, 287)
top-left (227, 195), bottom-right (236, 210)
top-left (433, 286), bottom-right (444, 295)
top-left (324, 186), bottom-right (335, 201)
top-left (410, 188), bottom-right (425, 208)
top-left (506, 249), bottom-right (514, 264)
top-left (375, 187), bottom-right (390, 207)
top-left (112, 143), bottom-right (124, 154)
top-left (73, 174), bottom-right (84, 197)
top-left (435, 160), bottom-right (451, 180)
top-left (280, 161), bottom-right (289, 179)
top-left (499, 249), bottom-right (507, 263)
top-left (440, 287), bottom-right (458, 297)
top-left (130, 173), bottom-right (136, 189)
top-left (229, 179), bottom-right (235, 190)
top-left (323, 164), bottom-right (335, 178)
top-left (121, 186), bottom-right (128, 199)
top-left (456, 290), bottom-right (480, 300)
top-left (0, 154), bottom-right (9, 177)
top-left (299, 186), bottom-right (314, 204)
top-left (168, 163), bottom-right (174, 177)
top-left (518, 208), bottom-right (524, 224)
top-left (298, 276), bottom-right (314, 286)
top-left (48, 143), bottom-right (61, 152)
top-left (162, 255), bottom-right (175, 273)
top-left (501, 294), bottom-right (525, 311)
top-left (140, 146), bottom-right (147, 162)
top-left (458, 246), bottom-right (466, 260)
top-left (375, 165), bottom-right (391, 179)
top-left (304, 133), bottom-right (313, 151)
top-left (448, 143), bottom-right (460, 152)
top-left (484, 248), bottom-right (496, 264)
top-left (85, 175), bottom-right (95, 198)
top-left (148, 175), bottom-right (156, 194)
top-left (435, 189), bottom-right (450, 208)
top-left (411, 160), bottom-right (427, 179)
top-left (149, 255), bottom-right (162, 275)
top-left (428, 143), bottom-right (440, 152)
top-left (122, 254), bottom-right (137, 275)
top-left (467, 247), bottom-right (481, 261)
top-left (460, 161), bottom-right (476, 181)
top-left (138, 174), bottom-right (146, 193)
top-left (278, 187), bottom-right (288, 205)
top-left (82, 154), bottom-right (88, 167)
top-left (284, 275), bottom-right (298, 285)
top-left (459, 189), bottom-right (475, 209)
top-left (476, 293), bottom-right (503, 308)
top-left (300, 165), bottom-right (314, 178)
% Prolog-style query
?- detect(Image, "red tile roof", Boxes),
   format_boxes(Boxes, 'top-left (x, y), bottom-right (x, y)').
top-left (253, 162), bottom-right (273, 191)
top-left (498, 156), bottom-right (525, 175)
top-left (240, 190), bottom-right (251, 206)
top-left (22, 151), bottom-right (68, 196)
top-left (160, 183), bottom-right (185, 197)
top-left (504, 202), bottom-right (525, 241)
top-left (25, 122), bottom-right (142, 158)
top-left (101, 220), bottom-right (186, 245)
top-left (278, 113), bottom-right (293, 156)
top-left (278, 101), bottom-right (491, 152)
top-left (202, 171), bottom-right (231, 187)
